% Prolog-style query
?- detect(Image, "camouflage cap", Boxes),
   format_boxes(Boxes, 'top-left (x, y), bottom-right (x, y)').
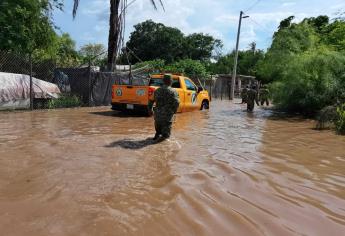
top-left (163, 74), bottom-right (173, 85)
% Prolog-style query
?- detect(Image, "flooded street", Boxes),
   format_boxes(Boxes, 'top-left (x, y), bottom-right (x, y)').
top-left (0, 100), bottom-right (344, 236)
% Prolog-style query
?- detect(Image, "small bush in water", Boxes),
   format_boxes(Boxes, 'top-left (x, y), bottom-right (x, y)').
top-left (48, 95), bottom-right (81, 109)
top-left (335, 104), bottom-right (345, 135)
top-left (316, 105), bottom-right (337, 130)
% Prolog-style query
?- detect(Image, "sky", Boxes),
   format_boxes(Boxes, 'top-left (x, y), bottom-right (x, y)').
top-left (54, 0), bottom-right (345, 53)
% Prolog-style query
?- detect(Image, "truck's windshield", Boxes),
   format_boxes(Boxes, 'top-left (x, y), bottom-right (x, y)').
top-left (149, 78), bottom-right (181, 88)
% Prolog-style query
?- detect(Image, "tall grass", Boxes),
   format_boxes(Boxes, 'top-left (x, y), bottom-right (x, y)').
top-left (47, 95), bottom-right (81, 109)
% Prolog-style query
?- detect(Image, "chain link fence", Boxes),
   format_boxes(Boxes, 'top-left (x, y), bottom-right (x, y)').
top-left (0, 50), bottom-right (149, 110)
top-left (0, 51), bottom-right (56, 82)
top-left (1, 50), bottom-right (257, 111)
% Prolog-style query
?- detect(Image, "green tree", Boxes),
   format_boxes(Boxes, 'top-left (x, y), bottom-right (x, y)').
top-left (305, 15), bottom-right (329, 33)
top-left (270, 49), bottom-right (345, 114)
top-left (55, 33), bottom-right (80, 67)
top-left (259, 15), bottom-right (345, 115)
top-left (165, 59), bottom-right (208, 79)
top-left (133, 59), bottom-right (208, 79)
top-left (323, 20), bottom-right (345, 51)
top-left (257, 20), bottom-right (319, 83)
top-left (126, 20), bottom-right (222, 64)
top-left (278, 16), bottom-right (295, 30)
top-left (208, 43), bottom-right (264, 77)
top-left (72, 0), bottom-right (164, 71)
top-left (0, 0), bottom-right (57, 54)
top-left (80, 43), bottom-right (106, 59)
top-left (126, 20), bottom-right (185, 63)
top-left (33, 33), bottom-right (80, 67)
top-left (133, 59), bottom-right (165, 73)
top-left (183, 33), bottom-right (223, 61)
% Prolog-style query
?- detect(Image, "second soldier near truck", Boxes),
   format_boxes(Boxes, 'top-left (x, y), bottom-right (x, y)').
top-left (247, 85), bottom-right (260, 112)
top-left (149, 74), bottom-right (180, 141)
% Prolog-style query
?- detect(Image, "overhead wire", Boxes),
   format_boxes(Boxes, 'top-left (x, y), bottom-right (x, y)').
top-left (242, 0), bottom-right (275, 47)
top-left (244, 0), bottom-right (262, 13)
top-left (248, 18), bottom-right (273, 34)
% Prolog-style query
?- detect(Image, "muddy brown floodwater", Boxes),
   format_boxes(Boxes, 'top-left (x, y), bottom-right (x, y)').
top-left (0, 100), bottom-right (344, 236)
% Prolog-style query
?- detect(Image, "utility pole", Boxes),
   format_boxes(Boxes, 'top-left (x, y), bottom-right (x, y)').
top-left (230, 11), bottom-right (248, 100)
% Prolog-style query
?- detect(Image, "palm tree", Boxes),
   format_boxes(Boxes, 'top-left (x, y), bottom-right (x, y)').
top-left (72, 0), bottom-right (163, 71)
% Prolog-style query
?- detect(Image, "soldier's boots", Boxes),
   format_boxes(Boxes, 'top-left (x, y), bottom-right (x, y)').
top-left (152, 133), bottom-right (161, 141)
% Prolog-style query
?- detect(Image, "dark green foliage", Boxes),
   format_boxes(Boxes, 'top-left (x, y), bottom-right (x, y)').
top-left (134, 59), bottom-right (166, 73)
top-left (258, 15), bottom-right (345, 119)
top-left (183, 33), bottom-right (223, 61)
top-left (33, 33), bottom-right (80, 67)
top-left (305, 15), bottom-right (329, 33)
top-left (47, 95), bottom-right (82, 109)
top-left (316, 105), bottom-right (337, 129)
top-left (126, 20), bottom-right (222, 63)
top-left (208, 43), bottom-right (264, 77)
top-left (269, 49), bottom-right (345, 114)
top-left (134, 59), bottom-right (208, 79)
top-left (278, 16), bottom-right (295, 30)
top-left (0, 0), bottom-right (58, 53)
top-left (258, 22), bottom-right (319, 84)
top-left (126, 20), bottom-right (185, 63)
top-left (323, 20), bottom-right (345, 51)
top-left (165, 59), bottom-right (208, 79)
top-left (336, 104), bottom-right (345, 134)
top-left (0, 0), bottom-right (80, 67)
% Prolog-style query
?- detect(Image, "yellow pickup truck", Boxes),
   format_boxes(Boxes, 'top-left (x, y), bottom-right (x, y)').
top-left (111, 74), bottom-right (210, 114)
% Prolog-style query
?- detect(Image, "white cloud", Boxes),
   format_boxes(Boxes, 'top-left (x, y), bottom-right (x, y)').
top-left (282, 2), bottom-right (297, 7)
top-left (56, 0), bottom-right (345, 51)
top-left (81, 0), bottom-right (109, 16)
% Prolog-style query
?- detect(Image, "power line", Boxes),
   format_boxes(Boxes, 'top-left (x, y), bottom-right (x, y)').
top-left (244, 0), bottom-right (262, 13)
top-left (248, 17), bottom-right (273, 34)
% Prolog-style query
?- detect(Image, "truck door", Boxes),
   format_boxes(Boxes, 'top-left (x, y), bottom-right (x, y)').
top-left (172, 78), bottom-right (185, 112)
top-left (184, 78), bottom-right (198, 111)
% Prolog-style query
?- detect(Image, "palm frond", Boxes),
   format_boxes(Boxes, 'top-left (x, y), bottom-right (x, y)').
top-left (150, 0), bottom-right (164, 11)
top-left (73, 0), bottom-right (80, 19)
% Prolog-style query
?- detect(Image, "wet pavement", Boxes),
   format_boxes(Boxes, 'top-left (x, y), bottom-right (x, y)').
top-left (0, 100), bottom-right (344, 236)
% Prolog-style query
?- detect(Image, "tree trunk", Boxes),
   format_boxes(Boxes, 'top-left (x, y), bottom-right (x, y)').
top-left (107, 0), bottom-right (120, 71)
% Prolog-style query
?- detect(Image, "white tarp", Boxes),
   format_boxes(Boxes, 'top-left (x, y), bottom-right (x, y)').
top-left (0, 72), bottom-right (61, 110)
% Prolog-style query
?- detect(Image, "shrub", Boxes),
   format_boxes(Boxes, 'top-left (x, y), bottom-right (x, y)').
top-left (335, 104), bottom-right (345, 135)
top-left (133, 59), bottom-right (165, 72)
top-left (270, 49), bottom-right (345, 115)
top-left (47, 95), bottom-right (81, 109)
top-left (316, 105), bottom-right (338, 129)
top-left (133, 59), bottom-right (209, 79)
top-left (164, 59), bottom-right (208, 79)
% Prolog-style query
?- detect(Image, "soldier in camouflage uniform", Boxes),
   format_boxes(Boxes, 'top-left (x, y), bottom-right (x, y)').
top-left (241, 86), bottom-right (249, 104)
top-left (259, 85), bottom-right (270, 106)
top-left (247, 85), bottom-right (260, 112)
top-left (149, 74), bottom-right (180, 141)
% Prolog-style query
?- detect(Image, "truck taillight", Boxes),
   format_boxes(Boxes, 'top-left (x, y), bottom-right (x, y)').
top-left (148, 87), bottom-right (155, 96)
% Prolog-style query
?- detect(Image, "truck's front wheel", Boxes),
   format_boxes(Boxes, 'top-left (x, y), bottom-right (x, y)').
top-left (201, 100), bottom-right (209, 110)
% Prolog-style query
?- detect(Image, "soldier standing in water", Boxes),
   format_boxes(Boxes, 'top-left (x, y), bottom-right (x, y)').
top-left (259, 85), bottom-right (270, 106)
top-left (149, 74), bottom-right (180, 141)
top-left (241, 86), bottom-right (249, 104)
top-left (247, 85), bottom-right (260, 112)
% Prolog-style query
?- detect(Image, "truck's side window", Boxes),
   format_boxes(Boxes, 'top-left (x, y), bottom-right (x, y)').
top-left (172, 79), bottom-right (181, 88)
top-left (185, 79), bottom-right (197, 91)
top-left (149, 78), bottom-right (164, 86)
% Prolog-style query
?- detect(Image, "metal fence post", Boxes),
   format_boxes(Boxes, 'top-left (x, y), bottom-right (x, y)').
top-left (29, 53), bottom-right (33, 110)
top-left (88, 59), bottom-right (91, 107)
top-left (221, 78), bottom-right (223, 101)
top-left (209, 75), bottom-right (213, 101)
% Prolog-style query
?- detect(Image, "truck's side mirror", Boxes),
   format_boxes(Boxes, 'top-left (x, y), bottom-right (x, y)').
top-left (197, 87), bottom-right (203, 93)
